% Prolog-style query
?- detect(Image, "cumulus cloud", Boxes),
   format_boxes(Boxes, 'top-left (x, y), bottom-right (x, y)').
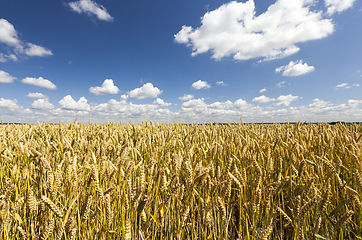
top-left (182, 98), bottom-right (253, 112)
top-left (27, 92), bottom-right (48, 99)
top-left (89, 79), bottom-right (120, 95)
top-left (0, 98), bottom-right (32, 115)
top-left (252, 95), bottom-right (273, 103)
top-left (259, 87), bottom-right (267, 93)
top-left (347, 99), bottom-right (362, 106)
top-left (24, 43), bottom-right (53, 57)
top-left (182, 98), bottom-right (207, 108)
top-left (2, 95), bottom-right (362, 124)
top-left (325, 0), bottom-right (357, 15)
top-left (234, 99), bottom-right (250, 109)
top-left (0, 19), bottom-right (21, 46)
top-left (276, 60), bottom-right (315, 76)
top-left (303, 99), bottom-right (362, 120)
top-left (191, 80), bottom-right (211, 89)
top-left (179, 98), bottom-right (256, 122)
top-left (0, 70), bottom-right (16, 83)
top-left (21, 77), bottom-right (57, 90)
top-left (308, 98), bottom-right (331, 108)
top-left (208, 100), bottom-right (234, 109)
top-left (0, 19), bottom-right (53, 61)
top-left (59, 95), bottom-right (90, 111)
top-left (31, 98), bottom-right (54, 110)
top-left (274, 94), bottom-right (300, 106)
top-left (335, 83), bottom-right (359, 89)
top-left (68, 0), bottom-right (114, 21)
top-left (91, 99), bottom-right (163, 120)
top-left (128, 83), bottom-right (162, 99)
top-left (153, 98), bottom-right (171, 107)
top-left (216, 81), bottom-right (228, 86)
top-left (252, 94), bottom-right (299, 106)
top-left (0, 98), bottom-right (21, 110)
top-left (175, 0), bottom-right (334, 61)
top-left (179, 94), bottom-right (194, 101)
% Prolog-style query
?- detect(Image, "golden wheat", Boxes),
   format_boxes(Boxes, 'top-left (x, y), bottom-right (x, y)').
top-left (0, 121), bottom-right (361, 239)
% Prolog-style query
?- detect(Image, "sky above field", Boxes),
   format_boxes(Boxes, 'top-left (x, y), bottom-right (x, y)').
top-left (0, 0), bottom-right (362, 124)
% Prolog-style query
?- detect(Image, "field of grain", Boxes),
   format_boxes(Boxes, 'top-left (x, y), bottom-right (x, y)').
top-left (0, 121), bottom-right (361, 239)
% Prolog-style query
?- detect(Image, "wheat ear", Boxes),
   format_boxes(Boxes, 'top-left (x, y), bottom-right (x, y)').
top-left (41, 196), bottom-right (63, 218)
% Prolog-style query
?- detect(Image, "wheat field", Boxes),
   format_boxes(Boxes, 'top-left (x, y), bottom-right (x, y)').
top-left (0, 120), bottom-right (361, 239)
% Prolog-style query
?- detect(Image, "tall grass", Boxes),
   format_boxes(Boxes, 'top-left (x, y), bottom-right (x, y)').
top-left (0, 120), bottom-right (361, 239)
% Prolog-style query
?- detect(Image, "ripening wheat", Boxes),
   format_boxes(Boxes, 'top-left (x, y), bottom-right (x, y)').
top-left (0, 120), bottom-right (361, 239)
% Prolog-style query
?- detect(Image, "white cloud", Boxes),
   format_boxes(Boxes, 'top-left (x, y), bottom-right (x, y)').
top-left (153, 98), bottom-right (171, 107)
top-left (336, 83), bottom-right (348, 88)
top-left (90, 99), bottom-right (164, 120)
top-left (179, 94), bottom-right (194, 101)
top-left (0, 98), bottom-right (32, 115)
top-left (89, 79), bottom-right (120, 95)
top-left (309, 98), bottom-right (331, 108)
top-left (0, 54), bottom-right (6, 62)
top-left (253, 95), bottom-right (273, 103)
top-left (175, 0), bottom-right (334, 61)
top-left (2, 95), bottom-right (362, 124)
top-left (31, 98), bottom-right (54, 110)
top-left (0, 19), bottom-right (53, 60)
top-left (302, 99), bottom-right (362, 120)
top-left (6, 54), bottom-right (17, 61)
top-left (0, 53), bottom-right (18, 62)
top-left (253, 94), bottom-right (299, 106)
top-left (325, 0), bottom-right (357, 15)
top-left (216, 81), bottom-right (227, 86)
top-left (24, 43), bottom-right (53, 57)
top-left (0, 19), bottom-right (21, 46)
top-left (0, 70), bottom-right (16, 83)
top-left (336, 83), bottom-right (359, 89)
top-left (234, 99), bottom-right (250, 109)
top-left (21, 77), bottom-right (57, 90)
top-left (7, 54), bottom-right (17, 61)
top-left (209, 100), bottom-right (234, 109)
top-left (274, 94), bottom-right (300, 106)
top-left (259, 87), bottom-right (267, 93)
top-left (179, 98), bottom-right (257, 122)
top-left (27, 92), bottom-right (48, 99)
top-left (59, 95), bottom-right (90, 111)
top-left (275, 81), bottom-right (286, 88)
top-left (0, 98), bottom-right (20, 110)
top-left (128, 83), bottom-right (162, 99)
top-left (68, 0), bottom-right (114, 21)
top-left (347, 99), bottom-right (362, 106)
top-left (276, 60), bottom-right (315, 76)
top-left (182, 98), bottom-right (207, 108)
top-left (191, 80), bottom-right (211, 89)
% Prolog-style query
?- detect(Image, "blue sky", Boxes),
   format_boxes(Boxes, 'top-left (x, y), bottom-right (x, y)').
top-left (0, 0), bottom-right (361, 123)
